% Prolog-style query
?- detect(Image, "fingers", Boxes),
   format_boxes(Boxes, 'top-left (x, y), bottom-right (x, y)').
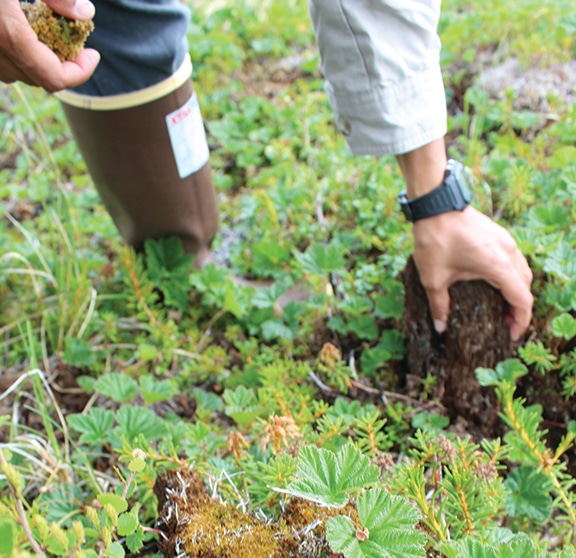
top-left (488, 248), bottom-right (534, 341)
top-left (43, 0), bottom-right (95, 20)
top-left (424, 285), bottom-right (450, 334)
top-left (57, 48), bottom-right (100, 90)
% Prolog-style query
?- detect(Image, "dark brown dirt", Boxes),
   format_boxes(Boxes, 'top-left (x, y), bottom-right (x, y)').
top-left (401, 256), bottom-right (513, 439)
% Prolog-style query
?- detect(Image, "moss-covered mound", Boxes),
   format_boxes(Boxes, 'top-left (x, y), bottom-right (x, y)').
top-left (154, 468), bottom-right (349, 558)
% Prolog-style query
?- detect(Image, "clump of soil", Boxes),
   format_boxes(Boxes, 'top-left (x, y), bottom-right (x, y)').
top-left (401, 256), bottom-right (513, 438)
top-left (154, 468), bottom-right (346, 558)
top-left (21, 1), bottom-right (94, 61)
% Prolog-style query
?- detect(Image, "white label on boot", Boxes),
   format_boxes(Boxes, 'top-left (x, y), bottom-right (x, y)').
top-left (166, 92), bottom-right (210, 179)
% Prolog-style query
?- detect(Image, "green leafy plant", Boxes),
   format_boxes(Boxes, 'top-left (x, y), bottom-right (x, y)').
top-left (285, 443), bottom-right (380, 507)
top-left (326, 487), bottom-right (426, 558)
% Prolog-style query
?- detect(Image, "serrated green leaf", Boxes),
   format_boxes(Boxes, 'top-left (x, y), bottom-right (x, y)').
top-left (411, 412), bottom-right (449, 434)
top-left (500, 535), bottom-right (539, 558)
top-left (117, 512), bottom-right (138, 536)
top-left (379, 330), bottom-right (405, 359)
top-left (144, 236), bottom-right (192, 278)
top-left (192, 388), bottom-right (224, 412)
top-left (223, 385), bottom-right (257, 407)
top-left (296, 242), bottom-right (346, 275)
top-left (67, 408), bottom-right (115, 444)
top-left (139, 375), bottom-right (177, 405)
top-left (326, 516), bottom-right (363, 556)
top-left (144, 236), bottom-right (193, 311)
top-left (126, 526), bottom-right (145, 554)
top-left (551, 313), bottom-right (576, 340)
top-left (505, 466), bottom-right (553, 521)
top-left (251, 240), bottom-right (291, 271)
top-left (94, 373), bottom-right (139, 403)
top-left (495, 358), bottom-right (529, 383)
top-left (251, 282), bottom-right (288, 309)
top-left (326, 488), bottom-right (425, 558)
top-left (226, 408), bottom-right (263, 427)
top-left (477, 359), bottom-right (529, 387)
top-left (97, 493), bottom-right (128, 514)
top-left (35, 485), bottom-right (83, 526)
top-left (437, 539), bottom-right (498, 558)
top-left (287, 443), bottom-right (380, 507)
top-left (76, 374), bottom-right (96, 392)
top-left (114, 406), bottom-right (167, 442)
top-left (261, 319), bottom-right (294, 340)
top-left (374, 280), bottom-right (404, 320)
top-left (223, 281), bottom-right (250, 318)
top-left (357, 488), bottom-right (423, 543)
top-left (326, 399), bottom-right (377, 426)
top-left (223, 385), bottom-right (264, 426)
top-left (347, 315), bottom-right (378, 341)
top-left (437, 533), bottom-right (538, 558)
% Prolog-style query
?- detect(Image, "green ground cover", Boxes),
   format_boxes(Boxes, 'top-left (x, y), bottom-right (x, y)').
top-left (1, 0), bottom-right (576, 556)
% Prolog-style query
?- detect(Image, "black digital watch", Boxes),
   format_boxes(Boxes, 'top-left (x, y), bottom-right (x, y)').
top-left (398, 159), bottom-right (474, 222)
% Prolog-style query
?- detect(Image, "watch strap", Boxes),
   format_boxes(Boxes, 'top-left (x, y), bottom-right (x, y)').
top-left (399, 183), bottom-right (459, 222)
top-left (398, 159), bottom-right (473, 222)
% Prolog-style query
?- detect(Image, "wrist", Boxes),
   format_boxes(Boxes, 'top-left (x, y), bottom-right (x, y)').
top-left (396, 138), bottom-right (447, 199)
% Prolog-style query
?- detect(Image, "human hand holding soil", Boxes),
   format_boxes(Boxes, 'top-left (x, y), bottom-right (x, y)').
top-left (412, 206), bottom-right (534, 340)
top-left (0, 0), bottom-right (99, 91)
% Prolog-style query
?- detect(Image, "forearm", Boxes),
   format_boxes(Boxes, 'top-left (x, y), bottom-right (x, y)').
top-left (396, 137), bottom-right (447, 198)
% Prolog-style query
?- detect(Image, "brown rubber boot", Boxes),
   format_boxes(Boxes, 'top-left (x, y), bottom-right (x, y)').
top-left (57, 57), bottom-right (218, 268)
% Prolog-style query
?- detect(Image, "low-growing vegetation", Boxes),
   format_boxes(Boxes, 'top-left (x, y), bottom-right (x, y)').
top-left (1, 0), bottom-right (576, 556)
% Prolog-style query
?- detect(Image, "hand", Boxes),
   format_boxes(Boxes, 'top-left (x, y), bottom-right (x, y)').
top-left (412, 206), bottom-right (533, 340)
top-left (0, 0), bottom-right (100, 92)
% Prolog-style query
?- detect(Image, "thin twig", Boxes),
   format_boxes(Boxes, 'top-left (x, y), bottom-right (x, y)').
top-left (197, 308), bottom-right (226, 351)
top-left (308, 371), bottom-right (333, 393)
top-left (142, 525), bottom-right (169, 541)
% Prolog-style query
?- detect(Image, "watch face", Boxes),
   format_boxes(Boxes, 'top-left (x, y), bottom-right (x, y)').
top-left (451, 160), bottom-right (474, 204)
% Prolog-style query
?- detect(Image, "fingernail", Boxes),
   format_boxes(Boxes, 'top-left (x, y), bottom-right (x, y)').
top-left (433, 319), bottom-right (447, 334)
top-left (76, 0), bottom-right (96, 20)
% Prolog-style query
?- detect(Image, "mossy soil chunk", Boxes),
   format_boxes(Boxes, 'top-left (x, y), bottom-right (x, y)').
top-left (401, 256), bottom-right (513, 438)
top-left (21, 1), bottom-right (94, 61)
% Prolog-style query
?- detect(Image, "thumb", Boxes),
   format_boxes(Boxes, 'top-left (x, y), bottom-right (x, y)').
top-left (425, 287), bottom-right (450, 334)
top-left (43, 0), bottom-right (95, 20)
